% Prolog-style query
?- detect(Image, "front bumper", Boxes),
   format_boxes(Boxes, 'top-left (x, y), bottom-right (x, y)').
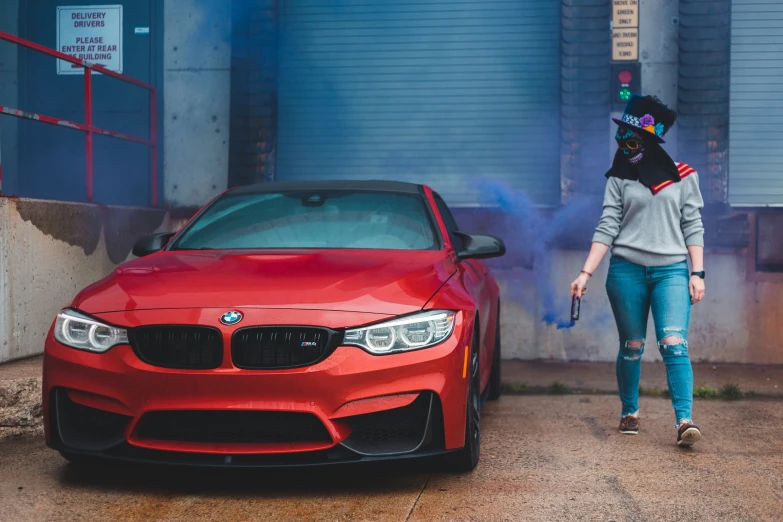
top-left (43, 308), bottom-right (472, 466)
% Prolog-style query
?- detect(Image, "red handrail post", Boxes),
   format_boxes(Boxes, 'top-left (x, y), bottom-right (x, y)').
top-left (0, 30), bottom-right (158, 206)
top-left (84, 68), bottom-right (94, 202)
top-left (150, 89), bottom-right (158, 207)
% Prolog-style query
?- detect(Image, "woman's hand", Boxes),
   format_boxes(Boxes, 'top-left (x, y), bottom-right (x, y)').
top-left (571, 243), bottom-right (609, 299)
top-left (689, 276), bottom-right (705, 304)
top-left (570, 272), bottom-right (591, 298)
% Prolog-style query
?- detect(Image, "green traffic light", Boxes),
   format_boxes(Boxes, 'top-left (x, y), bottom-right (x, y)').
top-left (619, 88), bottom-right (632, 101)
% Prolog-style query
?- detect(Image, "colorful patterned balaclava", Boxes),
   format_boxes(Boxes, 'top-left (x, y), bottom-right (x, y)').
top-left (615, 125), bottom-right (646, 165)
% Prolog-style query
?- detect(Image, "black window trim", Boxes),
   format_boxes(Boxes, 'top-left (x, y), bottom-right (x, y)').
top-left (430, 191), bottom-right (462, 251)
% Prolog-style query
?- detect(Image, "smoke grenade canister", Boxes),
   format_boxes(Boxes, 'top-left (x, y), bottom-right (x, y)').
top-left (571, 294), bottom-right (581, 321)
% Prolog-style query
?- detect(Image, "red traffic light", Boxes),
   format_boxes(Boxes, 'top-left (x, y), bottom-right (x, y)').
top-left (618, 70), bottom-right (633, 84)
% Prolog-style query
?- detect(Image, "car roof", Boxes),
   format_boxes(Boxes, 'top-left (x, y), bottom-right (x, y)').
top-left (228, 179), bottom-right (425, 195)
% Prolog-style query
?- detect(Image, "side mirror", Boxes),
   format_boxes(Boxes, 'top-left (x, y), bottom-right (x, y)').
top-left (454, 232), bottom-right (506, 260)
top-left (132, 232), bottom-right (176, 257)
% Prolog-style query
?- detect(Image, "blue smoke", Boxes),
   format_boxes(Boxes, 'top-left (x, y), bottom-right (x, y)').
top-left (473, 176), bottom-right (602, 329)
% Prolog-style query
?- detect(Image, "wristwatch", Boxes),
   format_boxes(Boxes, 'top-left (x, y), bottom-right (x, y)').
top-left (691, 271), bottom-right (705, 279)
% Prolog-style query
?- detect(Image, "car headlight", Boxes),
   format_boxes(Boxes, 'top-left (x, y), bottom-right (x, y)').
top-left (343, 310), bottom-right (456, 355)
top-left (54, 309), bottom-right (129, 353)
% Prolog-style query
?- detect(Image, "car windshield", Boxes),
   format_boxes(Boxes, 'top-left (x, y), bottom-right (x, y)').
top-left (170, 190), bottom-right (439, 251)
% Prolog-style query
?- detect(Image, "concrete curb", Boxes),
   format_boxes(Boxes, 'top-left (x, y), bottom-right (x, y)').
top-left (499, 382), bottom-right (779, 400)
top-left (502, 360), bottom-right (783, 399)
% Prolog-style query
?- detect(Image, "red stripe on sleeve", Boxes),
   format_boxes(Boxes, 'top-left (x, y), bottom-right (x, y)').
top-left (679, 168), bottom-right (695, 179)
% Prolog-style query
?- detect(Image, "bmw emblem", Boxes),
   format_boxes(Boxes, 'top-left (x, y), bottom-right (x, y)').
top-left (220, 311), bottom-right (243, 326)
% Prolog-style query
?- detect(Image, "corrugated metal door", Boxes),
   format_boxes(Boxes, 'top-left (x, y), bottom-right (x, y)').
top-left (277, 0), bottom-right (561, 207)
top-left (729, 0), bottom-right (783, 206)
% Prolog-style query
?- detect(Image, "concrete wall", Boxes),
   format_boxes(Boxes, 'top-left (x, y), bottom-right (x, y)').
top-left (497, 249), bottom-right (783, 365)
top-left (0, 197), bottom-right (177, 363)
top-left (163, 0), bottom-right (232, 209)
top-left (0, 0), bottom-right (19, 192)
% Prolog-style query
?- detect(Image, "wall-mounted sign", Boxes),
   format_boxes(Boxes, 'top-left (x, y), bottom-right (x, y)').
top-left (56, 5), bottom-right (123, 75)
top-left (612, 28), bottom-right (639, 61)
top-left (613, 0), bottom-right (639, 28)
top-left (612, 0), bottom-right (638, 61)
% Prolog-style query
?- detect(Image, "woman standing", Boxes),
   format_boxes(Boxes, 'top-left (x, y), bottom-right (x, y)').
top-left (570, 95), bottom-right (706, 447)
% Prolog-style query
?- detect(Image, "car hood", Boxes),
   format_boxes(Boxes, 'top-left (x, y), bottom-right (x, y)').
top-left (73, 249), bottom-right (457, 316)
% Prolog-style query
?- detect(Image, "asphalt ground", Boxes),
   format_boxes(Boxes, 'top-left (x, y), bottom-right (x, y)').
top-left (1, 394), bottom-right (781, 522)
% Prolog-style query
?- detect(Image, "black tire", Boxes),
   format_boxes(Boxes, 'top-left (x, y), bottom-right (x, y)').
top-left (488, 306), bottom-right (502, 401)
top-left (59, 451), bottom-right (79, 463)
top-left (444, 328), bottom-right (481, 472)
top-left (59, 451), bottom-right (100, 467)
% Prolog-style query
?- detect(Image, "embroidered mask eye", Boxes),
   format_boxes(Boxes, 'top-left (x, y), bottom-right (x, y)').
top-left (615, 127), bottom-right (646, 164)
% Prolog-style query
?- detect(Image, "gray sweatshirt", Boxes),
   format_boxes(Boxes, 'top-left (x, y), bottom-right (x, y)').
top-left (592, 169), bottom-right (705, 267)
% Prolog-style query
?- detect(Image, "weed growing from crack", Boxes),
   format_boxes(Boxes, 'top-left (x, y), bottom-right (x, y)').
top-left (547, 382), bottom-right (572, 395)
top-left (500, 382), bottom-right (529, 394)
top-left (639, 387), bottom-right (663, 397)
top-left (719, 384), bottom-right (743, 401)
top-left (645, 384), bottom-right (749, 400)
top-left (694, 386), bottom-right (718, 399)
top-left (500, 382), bottom-right (756, 400)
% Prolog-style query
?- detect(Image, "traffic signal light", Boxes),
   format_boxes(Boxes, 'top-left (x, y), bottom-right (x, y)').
top-left (611, 63), bottom-right (640, 110)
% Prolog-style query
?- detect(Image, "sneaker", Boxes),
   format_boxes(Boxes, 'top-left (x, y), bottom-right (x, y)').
top-left (677, 421), bottom-right (701, 447)
top-left (619, 415), bottom-right (639, 435)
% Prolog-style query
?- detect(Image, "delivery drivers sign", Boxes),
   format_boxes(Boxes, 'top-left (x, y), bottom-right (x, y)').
top-left (56, 5), bottom-right (123, 75)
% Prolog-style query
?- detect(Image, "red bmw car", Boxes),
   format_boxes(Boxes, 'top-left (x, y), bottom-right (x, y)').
top-left (43, 181), bottom-right (505, 471)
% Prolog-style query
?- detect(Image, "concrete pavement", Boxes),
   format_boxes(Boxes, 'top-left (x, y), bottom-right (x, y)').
top-left (1, 395), bottom-right (782, 521)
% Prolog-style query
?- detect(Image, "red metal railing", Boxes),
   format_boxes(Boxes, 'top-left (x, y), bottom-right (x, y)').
top-left (0, 30), bottom-right (158, 206)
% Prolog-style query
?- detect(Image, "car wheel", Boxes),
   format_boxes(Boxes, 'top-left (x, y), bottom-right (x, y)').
top-left (488, 305), bottom-right (501, 401)
top-left (445, 328), bottom-right (481, 472)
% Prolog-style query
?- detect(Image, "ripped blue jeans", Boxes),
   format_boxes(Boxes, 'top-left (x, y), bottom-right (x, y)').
top-left (606, 256), bottom-right (693, 424)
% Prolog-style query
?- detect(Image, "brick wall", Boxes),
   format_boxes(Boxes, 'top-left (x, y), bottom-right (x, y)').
top-left (677, 0), bottom-right (731, 209)
top-left (229, 0), bottom-right (278, 187)
top-left (560, 0), bottom-right (612, 202)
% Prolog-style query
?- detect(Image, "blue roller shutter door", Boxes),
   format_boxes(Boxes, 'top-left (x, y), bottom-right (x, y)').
top-left (277, 0), bottom-right (561, 207)
top-left (729, 0), bottom-right (783, 206)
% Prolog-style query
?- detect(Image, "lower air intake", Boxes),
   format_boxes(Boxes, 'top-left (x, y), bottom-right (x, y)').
top-left (135, 410), bottom-right (332, 444)
top-left (340, 392), bottom-right (435, 456)
top-left (53, 388), bottom-right (132, 451)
